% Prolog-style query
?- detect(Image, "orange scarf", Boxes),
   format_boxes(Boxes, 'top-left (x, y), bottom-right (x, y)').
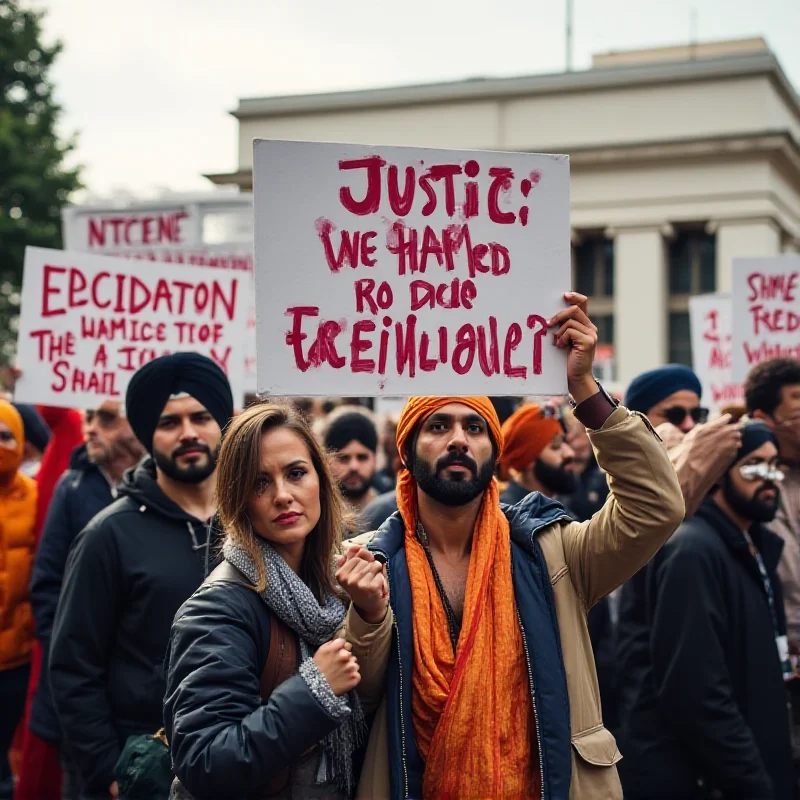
top-left (395, 396), bottom-right (539, 799)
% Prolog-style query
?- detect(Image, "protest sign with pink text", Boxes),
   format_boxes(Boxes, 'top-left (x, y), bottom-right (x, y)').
top-left (253, 139), bottom-right (570, 397)
top-left (732, 256), bottom-right (800, 383)
top-left (14, 247), bottom-right (247, 408)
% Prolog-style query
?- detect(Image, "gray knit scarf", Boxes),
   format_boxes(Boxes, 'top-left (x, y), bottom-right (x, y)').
top-left (223, 537), bottom-right (365, 796)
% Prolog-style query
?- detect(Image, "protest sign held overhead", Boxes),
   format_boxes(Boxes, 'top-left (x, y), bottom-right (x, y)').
top-left (689, 293), bottom-right (743, 413)
top-left (62, 196), bottom-right (259, 394)
top-left (732, 256), bottom-right (800, 382)
top-left (253, 140), bottom-right (570, 397)
top-left (14, 247), bottom-right (247, 408)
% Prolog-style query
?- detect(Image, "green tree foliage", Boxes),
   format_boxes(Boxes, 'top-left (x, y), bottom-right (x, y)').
top-left (0, 0), bottom-right (81, 364)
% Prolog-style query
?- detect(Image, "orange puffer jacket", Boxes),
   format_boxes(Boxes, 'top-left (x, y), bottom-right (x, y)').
top-left (0, 400), bottom-right (37, 671)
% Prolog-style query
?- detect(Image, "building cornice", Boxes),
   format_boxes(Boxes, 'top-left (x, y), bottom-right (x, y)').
top-left (232, 52), bottom-right (799, 122)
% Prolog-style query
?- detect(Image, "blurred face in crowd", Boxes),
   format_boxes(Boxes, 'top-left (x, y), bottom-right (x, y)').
top-left (247, 426), bottom-right (322, 551)
top-left (525, 433), bottom-right (578, 495)
top-left (719, 441), bottom-right (783, 524)
top-left (0, 420), bottom-right (18, 453)
top-left (412, 403), bottom-right (495, 507)
top-left (760, 383), bottom-right (800, 462)
top-left (566, 423), bottom-right (592, 474)
top-left (85, 401), bottom-right (144, 469)
top-left (152, 396), bottom-right (221, 484)
top-left (331, 440), bottom-right (376, 500)
top-left (647, 390), bottom-right (706, 434)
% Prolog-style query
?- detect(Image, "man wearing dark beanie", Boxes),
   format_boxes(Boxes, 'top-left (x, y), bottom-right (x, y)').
top-left (323, 407), bottom-right (380, 520)
top-left (618, 421), bottom-right (794, 800)
top-left (50, 353), bottom-right (233, 799)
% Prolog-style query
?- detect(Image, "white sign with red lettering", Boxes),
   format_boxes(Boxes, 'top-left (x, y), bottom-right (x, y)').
top-left (15, 247), bottom-right (246, 408)
top-left (253, 139), bottom-right (570, 396)
top-left (732, 256), bottom-right (800, 382)
top-left (688, 293), bottom-right (743, 413)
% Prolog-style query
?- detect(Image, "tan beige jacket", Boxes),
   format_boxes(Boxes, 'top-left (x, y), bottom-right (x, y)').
top-left (350, 407), bottom-right (684, 799)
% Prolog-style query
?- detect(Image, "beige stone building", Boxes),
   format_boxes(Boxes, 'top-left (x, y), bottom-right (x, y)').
top-left (207, 37), bottom-right (800, 384)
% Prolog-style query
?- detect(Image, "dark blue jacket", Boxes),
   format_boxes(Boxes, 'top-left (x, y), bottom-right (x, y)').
top-left (368, 492), bottom-right (574, 799)
top-left (29, 444), bottom-right (116, 743)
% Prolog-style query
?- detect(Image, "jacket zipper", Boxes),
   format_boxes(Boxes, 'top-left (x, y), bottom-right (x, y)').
top-left (373, 548), bottom-right (410, 799)
top-left (516, 605), bottom-right (546, 799)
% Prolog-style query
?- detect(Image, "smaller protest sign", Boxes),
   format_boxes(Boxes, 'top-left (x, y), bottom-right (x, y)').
top-left (15, 247), bottom-right (247, 408)
top-left (731, 256), bottom-right (800, 383)
top-left (253, 139), bottom-right (571, 397)
top-left (688, 293), bottom-right (743, 413)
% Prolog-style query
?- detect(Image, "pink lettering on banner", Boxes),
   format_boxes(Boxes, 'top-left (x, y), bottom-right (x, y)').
top-left (86, 211), bottom-right (189, 249)
top-left (742, 270), bottom-right (800, 366)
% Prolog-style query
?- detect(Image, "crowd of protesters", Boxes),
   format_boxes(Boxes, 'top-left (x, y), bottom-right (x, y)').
top-left (0, 295), bottom-right (798, 798)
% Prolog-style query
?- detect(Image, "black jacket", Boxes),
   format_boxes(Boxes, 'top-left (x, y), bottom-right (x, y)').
top-left (164, 577), bottom-right (341, 800)
top-left (49, 458), bottom-right (219, 793)
top-left (29, 444), bottom-right (117, 743)
top-left (617, 500), bottom-right (794, 799)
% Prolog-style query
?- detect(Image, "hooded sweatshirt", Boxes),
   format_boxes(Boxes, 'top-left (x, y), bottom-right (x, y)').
top-left (49, 457), bottom-right (220, 793)
top-left (0, 400), bottom-right (37, 671)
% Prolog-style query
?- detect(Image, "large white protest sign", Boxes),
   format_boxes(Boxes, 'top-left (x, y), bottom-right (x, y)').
top-left (731, 256), bottom-right (800, 382)
top-left (253, 140), bottom-right (570, 396)
top-left (688, 293), bottom-right (743, 413)
top-left (15, 247), bottom-right (247, 408)
top-left (62, 198), bottom-right (259, 394)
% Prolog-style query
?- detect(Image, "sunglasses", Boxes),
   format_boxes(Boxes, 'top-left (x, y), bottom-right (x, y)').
top-left (85, 409), bottom-right (120, 429)
top-left (661, 406), bottom-right (709, 426)
top-left (541, 403), bottom-right (568, 433)
top-left (740, 462), bottom-right (785, 484)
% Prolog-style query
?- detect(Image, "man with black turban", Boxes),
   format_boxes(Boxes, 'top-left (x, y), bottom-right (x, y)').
top-left (323, 407), bottom-right (380, 520)
top-left (618, 421), bottom-right (794, 800)
top-left (50, 353), bottom-right (233, 799)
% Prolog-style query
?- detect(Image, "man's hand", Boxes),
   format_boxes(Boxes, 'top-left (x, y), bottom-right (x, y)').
top-left (109, 781), bottom-right (119, 799)
top-left (336, 545), bottom-right (388, 624)
top-left (549, 292), bottom-right (598, 404)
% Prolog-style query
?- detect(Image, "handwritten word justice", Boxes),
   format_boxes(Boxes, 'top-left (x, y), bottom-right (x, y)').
top-left (746, 271), bottom-right (799, 334)
top-left (39, 265), bottom-right (238, 321)
top-left (285, 308), bottom-right (549, 379)
top-left (87, 211), bottom-right (189, 248)
top-left (337, 157), bottom-right (540, 226)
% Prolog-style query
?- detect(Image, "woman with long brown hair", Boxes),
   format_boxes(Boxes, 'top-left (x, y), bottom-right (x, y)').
top-left (164, 403), bottom-right (392, 799)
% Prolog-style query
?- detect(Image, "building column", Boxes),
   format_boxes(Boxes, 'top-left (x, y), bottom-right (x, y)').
top-left (712, 217), bottom-right (782, 292)
top-left (611, 225), bottom-right (668, 386)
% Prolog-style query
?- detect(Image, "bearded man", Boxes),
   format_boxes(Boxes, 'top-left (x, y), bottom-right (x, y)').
top-left (355, 292), bottom-right (685, 799)
top-left (50, 353), bottom-right (233, 800)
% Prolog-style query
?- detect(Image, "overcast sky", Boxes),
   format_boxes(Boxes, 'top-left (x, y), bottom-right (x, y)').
top-left (31, 0), bottom-right (800, 200)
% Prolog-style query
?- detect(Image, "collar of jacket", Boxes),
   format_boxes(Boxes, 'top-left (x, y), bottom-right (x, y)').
top-left (695, 498), bottom-right (785, 574)
top-left (368, 491), bottom-right (573, 799)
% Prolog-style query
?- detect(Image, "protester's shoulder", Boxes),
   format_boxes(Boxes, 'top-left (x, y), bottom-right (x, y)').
top-left (661, 516), bottom-right (724, 563)
top-left (173, 580), bottom-right (267, 641)
top-left (71, 495), bottom-right (141, 547)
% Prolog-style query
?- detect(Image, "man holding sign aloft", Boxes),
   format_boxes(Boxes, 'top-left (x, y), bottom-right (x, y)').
top-left (352, 292), bottom-right (684, 799)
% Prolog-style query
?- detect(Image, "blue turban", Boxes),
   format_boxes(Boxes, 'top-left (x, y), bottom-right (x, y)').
top-left (12, 404), bottom-right (51, 453)
top-left (625, 364), bottom-right (703, 414)
top-left (735, 421), bottom-right (778, 464)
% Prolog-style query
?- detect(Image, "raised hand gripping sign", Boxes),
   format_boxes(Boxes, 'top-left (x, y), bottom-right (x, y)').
top-left (253, 140), bottom-right (570, 397)
top-left (14, 247), bottom-right (247, 408)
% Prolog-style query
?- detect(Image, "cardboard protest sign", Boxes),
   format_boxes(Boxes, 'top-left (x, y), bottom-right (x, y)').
top-left (15, 247), bottom-right (247, 409)
top-left (688, 293), bottom-right (743, 413)
top-left (62, 200), bottom-right (258, 394)
top-left (732, 256), bottom-right (800, 383)
top-left (252, 140), bottom-right (570, 396)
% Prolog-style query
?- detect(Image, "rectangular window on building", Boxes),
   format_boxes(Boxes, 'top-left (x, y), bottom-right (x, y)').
top-left (667, 227), bottom-right (716, 366)
top-left (572, 232), bottom-right (615, 379)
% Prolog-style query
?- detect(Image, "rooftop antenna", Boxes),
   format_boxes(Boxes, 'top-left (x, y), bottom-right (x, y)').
top-left (566, 0), bottom-right (573, 71)
top-left (690, 7), bottom-right (698, 60)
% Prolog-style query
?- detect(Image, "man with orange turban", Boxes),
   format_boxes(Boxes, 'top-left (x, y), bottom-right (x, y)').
top-left (354, 293), bottom-right (685, 800)
top-left (498, 402), bottom-right (578, 506)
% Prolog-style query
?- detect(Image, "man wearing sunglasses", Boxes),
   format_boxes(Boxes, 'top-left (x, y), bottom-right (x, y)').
top-left (28, 401), bottom-right (145, 785)
top-left (618, 421), bottom-right (793, 800)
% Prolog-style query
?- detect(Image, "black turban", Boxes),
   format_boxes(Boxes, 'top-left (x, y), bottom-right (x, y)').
top-left (126, 353), bottom-right (233, 451)
top-left (734, 420), bottom-right (778, 465)
top-left (324, 411), bottom-right (378, 453)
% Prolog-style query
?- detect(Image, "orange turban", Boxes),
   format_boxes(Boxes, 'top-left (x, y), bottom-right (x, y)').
top-left (497, 403), bottom-right (561, 480)
top-left (0, 399), bottom-right (25, 475)
top-left (395, 396), bottom-right (504, 465)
